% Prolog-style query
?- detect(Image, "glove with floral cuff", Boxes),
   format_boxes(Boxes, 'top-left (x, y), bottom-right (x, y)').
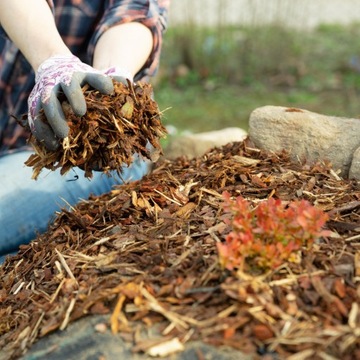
top-left (27, 55), bottom-right (114, 150)
top-left (102, 66), bottom-right (133, 85)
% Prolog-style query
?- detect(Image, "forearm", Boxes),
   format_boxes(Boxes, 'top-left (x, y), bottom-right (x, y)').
top-left (0, 0), bottom-right (71, 71)
top-left (93, 22), bottom-right (153, 78)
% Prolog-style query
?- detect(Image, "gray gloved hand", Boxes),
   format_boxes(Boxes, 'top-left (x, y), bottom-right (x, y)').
top-left (27, 55), bottom-right (114, 150)
top-left (102, 66), bottom-right (133, 85)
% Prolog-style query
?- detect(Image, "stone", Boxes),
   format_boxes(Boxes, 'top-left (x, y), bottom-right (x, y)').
top-left (248, 105), bottom-right (360, 179)
top-left (21, 315), bottom-right (253, 360)
top-left (349, 146), bottom-right (360, 179)
top-left (164, 127), bottom-right (248, 160)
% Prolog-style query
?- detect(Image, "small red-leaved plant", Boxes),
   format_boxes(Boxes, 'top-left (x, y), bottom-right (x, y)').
top-left (217, 192), bottom-right (330, 272)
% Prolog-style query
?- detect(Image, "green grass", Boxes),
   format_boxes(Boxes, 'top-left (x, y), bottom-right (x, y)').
top-left (152, 23), bottom-right (360, 134)
top-left (154, 83), bottom-right (360, 134)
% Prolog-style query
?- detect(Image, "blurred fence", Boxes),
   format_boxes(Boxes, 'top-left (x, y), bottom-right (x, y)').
top-left (169, 0), bottom-right (360, 29)
top-left (157, 0), bottom-right (360, 91)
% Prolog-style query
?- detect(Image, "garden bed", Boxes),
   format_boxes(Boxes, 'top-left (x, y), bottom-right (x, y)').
top-left (0, 139), bottom-right (359, 359)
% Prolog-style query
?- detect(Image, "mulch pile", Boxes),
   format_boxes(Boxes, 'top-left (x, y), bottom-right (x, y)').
top-left (24, 80), bottom-right (166, 179)
top-left (1, 138), bottom-right (360, 359)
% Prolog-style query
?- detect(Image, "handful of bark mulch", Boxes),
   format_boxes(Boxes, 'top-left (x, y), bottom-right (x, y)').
top-left (24, 80), bottom-right (167, 179)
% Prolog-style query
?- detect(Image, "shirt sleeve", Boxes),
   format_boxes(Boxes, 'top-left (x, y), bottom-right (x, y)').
top-left (88, 0), bottom-right (170, 81)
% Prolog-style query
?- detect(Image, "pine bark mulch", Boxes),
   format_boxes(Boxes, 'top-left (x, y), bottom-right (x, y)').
top-left (1, 139), bottom-right (360, 359)
top-left (24, 81), bottom-right (166, 179)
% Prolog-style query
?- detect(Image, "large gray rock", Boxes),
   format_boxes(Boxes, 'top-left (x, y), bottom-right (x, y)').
top-left (349, 146), bottom-right (360, 179)
top-left (248, 105), bottom-right (360, 179)
top-left (20, 315), bottom-right (253, 360)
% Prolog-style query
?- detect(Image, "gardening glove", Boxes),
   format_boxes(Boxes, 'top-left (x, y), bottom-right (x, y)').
top-left (103, 66), bottom-right (156, 101)
top-left (102, 66), bottom-right (133, 84)
top-left (28, 55), bottom-right (114, 151)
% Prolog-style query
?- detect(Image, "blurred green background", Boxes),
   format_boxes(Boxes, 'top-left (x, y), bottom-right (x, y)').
top-left (152, 11), bottom-right (360, 136)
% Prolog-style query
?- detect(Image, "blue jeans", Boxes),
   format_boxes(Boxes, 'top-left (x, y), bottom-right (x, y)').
top-left (0, 150), bottom-right (149, 262)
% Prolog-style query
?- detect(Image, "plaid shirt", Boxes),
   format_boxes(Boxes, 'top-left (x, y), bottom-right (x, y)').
top-left (0, 0), bottom-right (169, 155)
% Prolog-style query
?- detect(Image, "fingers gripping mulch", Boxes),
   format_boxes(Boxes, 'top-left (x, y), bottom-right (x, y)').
top-left (1, 139), bottom-right (360, 359)
top-left (24, 80), bottom-right (167, 179)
